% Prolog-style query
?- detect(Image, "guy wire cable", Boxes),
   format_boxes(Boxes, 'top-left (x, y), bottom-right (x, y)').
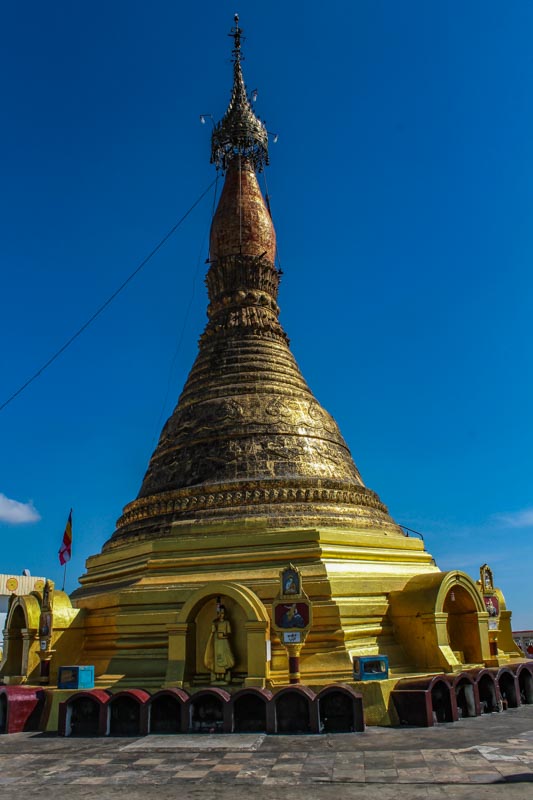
top-left (0, 178), bottom-right (217, 414)
top-left (151, 174), bottom-right (220, 446)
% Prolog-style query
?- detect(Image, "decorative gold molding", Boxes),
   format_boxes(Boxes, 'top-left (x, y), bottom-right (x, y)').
top-left (105, 478), bottom-right (399, 549)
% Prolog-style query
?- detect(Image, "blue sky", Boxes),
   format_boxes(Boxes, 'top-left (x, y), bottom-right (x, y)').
top-left (1, 1), bottom-right (532, 629)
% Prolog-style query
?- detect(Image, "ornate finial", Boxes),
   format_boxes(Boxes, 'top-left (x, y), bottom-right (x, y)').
top-left (211, 16), bottom-right (269, 172)
top-left (230, 14), bottom-right (242, 64)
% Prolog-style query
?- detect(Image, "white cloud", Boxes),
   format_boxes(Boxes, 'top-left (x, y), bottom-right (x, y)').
top-left (493, 509), bottom-right (533, 529)
top-left (0, 493), bottom-right (41, 524)
top-left (437, 550), bottom-right (506, 571)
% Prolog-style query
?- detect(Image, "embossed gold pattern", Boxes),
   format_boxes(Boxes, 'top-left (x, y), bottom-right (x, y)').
top-left (105, 20), bottom-right (404, 549)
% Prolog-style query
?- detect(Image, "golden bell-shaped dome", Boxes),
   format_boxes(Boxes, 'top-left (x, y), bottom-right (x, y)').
top-left (107, 18), bottom-right (401, 549)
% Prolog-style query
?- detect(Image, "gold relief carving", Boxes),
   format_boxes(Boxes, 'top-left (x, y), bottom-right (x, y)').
top-left (204, 304), bottom-right (285, 337)
top-left (114, 479), bottom-right (391, 534)
top-left (206, 256), bottom-right (280, 307)
top-left (265, 396), bottom-right (294, 421)
top-left (208, 289), bottom-right (280, 319)
top-left (105, 65), bottom-right (399, 549)
top-left (200, 318), bottom-right (288, 346)
top-left (218, 398), bottom-right (245, 421)
top-left (151, 396), bottom-right (349, 463)
top-left (141, 431), bottom-right (362, 498)
top-left (308, 401), bottom-right (337, 434)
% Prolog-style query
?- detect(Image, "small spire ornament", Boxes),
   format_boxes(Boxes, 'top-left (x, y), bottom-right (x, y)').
top-left (211, 15), bottom-right (269, 172)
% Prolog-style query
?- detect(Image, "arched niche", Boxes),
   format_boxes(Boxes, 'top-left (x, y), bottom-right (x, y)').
top-left (232, 688), bottom-right (272, 733)
top-left (108, 690), bottom-right (150, 737)
top-left (452, 673), bottom-right (479, 718)
top-left (189, 688), bottom-right (230, 733)
top-left (316, 685), bottom-right (364, 733)
top-left (474, 669), bottom-right (501, 713)
top-left (0, 595), bottom-right (41, 683)
top-left (390, 571), bottom-right (491, 672)
top-left (148, 689), bottom-right (189, 734)
top-left (165, 581), bottom-right (270, 689)
top-left (61, 691), bottom-right (110, 737)
top-left (497, 669), bottom-right (519, 708)
top-left (194, 595), bottom-right (248, 684)
top-left (442, 584), bottom-right (484, 665)
top-left (517, 665), bottom-right (533, 704)
top-left (430, 678), bottom-right (455, 723)
top-left (274, 686), bottom-right (317, 733)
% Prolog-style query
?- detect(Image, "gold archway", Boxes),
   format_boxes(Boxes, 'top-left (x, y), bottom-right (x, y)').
top-left (389, 570), bottom-right (491, 672)
top-left (165, 581), bottom-right (270, 689)
top-left (0, 590), bottom-right (83, 685)
top-left (0, 594), bottom-right (41, 683)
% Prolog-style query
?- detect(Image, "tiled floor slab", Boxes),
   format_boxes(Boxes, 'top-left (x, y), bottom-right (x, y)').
top-left (0, 705), bottom-right (532, 798)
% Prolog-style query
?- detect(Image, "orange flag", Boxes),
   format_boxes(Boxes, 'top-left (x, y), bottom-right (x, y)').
top-left (58, 509), bottom-right (72, 565)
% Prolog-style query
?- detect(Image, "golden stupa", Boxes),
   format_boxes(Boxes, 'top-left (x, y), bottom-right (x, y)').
top-left (0, 16), bottom-right (523, 727)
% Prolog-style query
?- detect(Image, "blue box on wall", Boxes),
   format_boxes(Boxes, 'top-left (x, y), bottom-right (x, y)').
top-left (353, 655), bottom-right (389, 681)
top-left (57, 665), bottom-right (95, 689)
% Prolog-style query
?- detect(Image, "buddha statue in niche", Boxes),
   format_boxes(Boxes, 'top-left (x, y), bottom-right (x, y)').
top-left (204, 604), bottom-right (235, 683)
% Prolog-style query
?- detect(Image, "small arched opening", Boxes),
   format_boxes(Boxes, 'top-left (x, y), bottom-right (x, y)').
top-left (443, 586), bottom-right (483, 665)
top-left (431, 680), bottom-right (453, 723)
top-left (233, 690), bottom-right (268, 733)
top-left (109, 695), bottom-right (142, 736)
top-left (150, 694), bottom-right (182, 734)
top-left (3, 606), bottom-right (26, 677)
top-left (59, 691), bottom-right (109, 737)
top-left (68, 697), bottom-right (100, 736)
top-left (454, 678), bottom-right (477, 718)
top-left (518, 668), bottom-right (533, 705)
top-left (478, 674), bottom-right (499, 713)
top-left (498, 671), bottom-right (518, 708)
top-left (233, 694), bottom-right (266, 733)
top-left (317, 689), bottom-right (356, 733)
top-left (189, 691), bottom-right (226, 733)
top-left (275, 690), bottom-right (312, 733)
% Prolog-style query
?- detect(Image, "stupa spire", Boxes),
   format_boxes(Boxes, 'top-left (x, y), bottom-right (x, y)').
top-left (210, 14), bottom-right (269, 173)
top-left (107, 16), bottom-right (401, 547)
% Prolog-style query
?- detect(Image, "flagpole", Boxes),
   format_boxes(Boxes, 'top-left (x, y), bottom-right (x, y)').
top-left (62, 561), bottom-right (67, 592)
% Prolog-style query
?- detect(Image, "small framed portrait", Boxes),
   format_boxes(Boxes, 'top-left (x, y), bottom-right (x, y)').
top-left (483, 595), bottom-right (499, 618)
top-left (39, 612), bottom-right (52, 638)
top-left (480, 564), bottom-right (494, 592)
top-left (281, 567), bottom-right (300, 596)
top-left (275, 602), bottom-right (309, 629)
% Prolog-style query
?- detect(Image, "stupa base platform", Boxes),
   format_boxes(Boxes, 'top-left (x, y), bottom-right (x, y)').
top-left (3, 661), bottom-right (532, 735)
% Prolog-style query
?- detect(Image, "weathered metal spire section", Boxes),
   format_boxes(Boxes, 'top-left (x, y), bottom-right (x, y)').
top-left (210, 14), bottom-right (269, 173)
top-left (108, 17), bottom-right (401, 547)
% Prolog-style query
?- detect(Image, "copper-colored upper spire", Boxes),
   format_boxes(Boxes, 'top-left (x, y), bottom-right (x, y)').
top-left (107, 17), bottom-right (401, 548)
top-left (209, 159), bottom-right (276, 263)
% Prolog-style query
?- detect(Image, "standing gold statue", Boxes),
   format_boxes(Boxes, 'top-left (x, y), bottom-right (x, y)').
top-left (204, 605), bottom-right (235, 683)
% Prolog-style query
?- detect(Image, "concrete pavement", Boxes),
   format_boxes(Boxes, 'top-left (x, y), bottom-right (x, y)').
top-left (1, 704), bottom-right (533, 799)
